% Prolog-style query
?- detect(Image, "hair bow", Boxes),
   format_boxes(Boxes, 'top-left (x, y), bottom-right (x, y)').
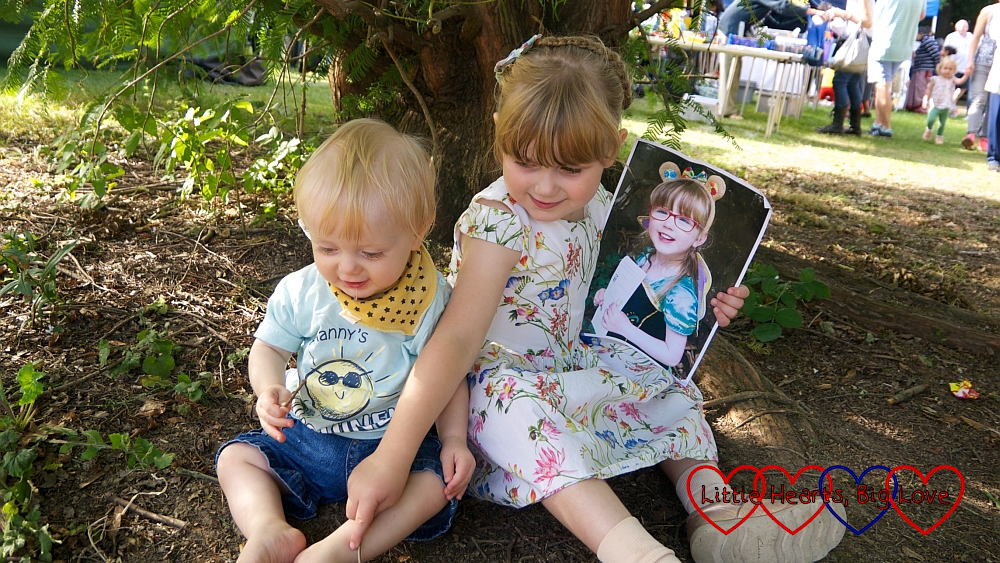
top-left (494, 34), bottom-right (542, 80)
top-left (682, 167), bottom-right (708, 182)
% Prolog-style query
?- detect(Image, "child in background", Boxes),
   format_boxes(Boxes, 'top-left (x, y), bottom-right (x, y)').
top-left (346, 36), bottom-right (846, 563)
top-left (215, 119), bottom-right (473, 563)
top-left (595, 177), bottom-right (721, 369)
top-left (923, 56), bottom-right (969, 143)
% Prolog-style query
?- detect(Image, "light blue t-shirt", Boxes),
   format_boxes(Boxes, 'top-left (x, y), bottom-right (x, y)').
top-left (869, 0), bottom-right (924, 63)
top-left (255, 257), bottom-right (449, 438)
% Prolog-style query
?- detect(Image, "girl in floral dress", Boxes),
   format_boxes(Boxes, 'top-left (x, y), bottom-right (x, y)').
top-left (346, 36), bottom-right (845, 563)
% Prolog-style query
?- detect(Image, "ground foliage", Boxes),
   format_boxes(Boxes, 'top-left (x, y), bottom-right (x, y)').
top-left (0, 136), bottom-right (998, 562)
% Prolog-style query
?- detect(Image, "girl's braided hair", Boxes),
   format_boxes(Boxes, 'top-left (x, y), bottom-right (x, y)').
top-left (531, 36), bottom-right (633, 111)
top-left (493, 35), bottom-right (633, 167)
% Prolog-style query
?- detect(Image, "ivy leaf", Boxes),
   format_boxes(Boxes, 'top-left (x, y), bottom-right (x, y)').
top-left (142, 354), bottom-right (175, 378)
top-left (774, 308), bottom-right (803, 329)
top-left (749, 305), bottom-right (776, 323)
top-left (753, 323), bottom-right (783, 342)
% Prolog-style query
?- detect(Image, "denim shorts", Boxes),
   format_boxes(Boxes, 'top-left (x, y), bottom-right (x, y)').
top-left (868, 59), bottom-right (902, 84)
top-left (216, 418), bottom-right (458, 541)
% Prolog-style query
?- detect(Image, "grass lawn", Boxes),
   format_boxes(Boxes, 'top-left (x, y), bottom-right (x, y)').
top-left (622, 94), bottom-right (998, 203)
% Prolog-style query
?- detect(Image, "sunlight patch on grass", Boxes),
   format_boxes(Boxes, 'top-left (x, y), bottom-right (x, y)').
top-left (0, 93), bottom-right (84, 142)
top-left (622, 98), bottom-right (999, 204)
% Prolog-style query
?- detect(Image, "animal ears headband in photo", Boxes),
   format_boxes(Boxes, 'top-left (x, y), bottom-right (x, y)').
top-left (658, 162), bottom-right (726, 200)
top-left (494, 34), bottom-right (543, 81)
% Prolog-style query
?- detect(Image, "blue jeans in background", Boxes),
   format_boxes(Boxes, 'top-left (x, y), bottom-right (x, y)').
top-left (833, 71), bottom-right (863, 110)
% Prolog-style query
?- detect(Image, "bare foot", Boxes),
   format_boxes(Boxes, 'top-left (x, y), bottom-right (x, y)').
top-left (292, 532), bottom-right (356, 563)
top-left (237, 525), bottom-right (307, 563)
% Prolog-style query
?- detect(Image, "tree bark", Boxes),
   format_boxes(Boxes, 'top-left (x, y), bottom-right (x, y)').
top-left (696, 334), bottom-right (815, 468)
top-left (320, 2), bottom-right (640, 242)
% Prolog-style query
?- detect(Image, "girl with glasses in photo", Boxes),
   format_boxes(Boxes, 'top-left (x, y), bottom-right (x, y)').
top-left (594, 170), bottom-right (722, 369)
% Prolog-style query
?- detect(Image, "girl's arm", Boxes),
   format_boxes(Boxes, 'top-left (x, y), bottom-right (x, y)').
top-left (602, 304), bottom-right (687, 366)
top-left (346, 234), bottom-right (520, 549)
top-left (437, 382), bottom-right (475, 500)
top-left (966, 7), bottom-right (989, 76)
top-left (923, 79), bottom-right (934, 109)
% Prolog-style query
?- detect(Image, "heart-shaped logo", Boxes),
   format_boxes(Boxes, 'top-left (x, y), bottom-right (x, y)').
top-left (686, 464), bottom-right (761, 535)
top-left (886, 465), bottom-right (965, 535)
top-left (819, 465), bottom-right (898, 535)
top-left (753, 464), bottom-right (827, 534)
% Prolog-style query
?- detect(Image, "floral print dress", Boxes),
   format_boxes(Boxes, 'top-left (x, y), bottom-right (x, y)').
top-left (451, 178), bottom-right (717, 508)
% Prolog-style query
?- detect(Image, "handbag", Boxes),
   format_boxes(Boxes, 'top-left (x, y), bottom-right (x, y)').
top-left (830, 27), bottom-right (870, 73)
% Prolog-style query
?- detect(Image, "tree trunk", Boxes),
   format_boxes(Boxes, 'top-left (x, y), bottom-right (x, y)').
top-left (323, 2), bottom-right (637, 243)
top-left (696, 334), bottom-right (815, 468)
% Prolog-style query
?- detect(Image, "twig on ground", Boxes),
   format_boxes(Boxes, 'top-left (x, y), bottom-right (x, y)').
top-left (174, 310), bottom-right (229, 344)
top-left (175, 467), bottom-right (220, 484)
top-left (799, 327), bottom-right (903, 361)
top-left (470, 537), bottom-right (489, 561)
top-left (108, 496), bottom-right (187, 529)
top-left (887, 384), bottom-right (927, 405)
top-left (703, 391), bottom-right (796, 409)
top-left (734, 409), bottom-right (792, 429)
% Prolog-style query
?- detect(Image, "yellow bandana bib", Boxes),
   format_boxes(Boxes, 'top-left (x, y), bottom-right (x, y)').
top-left (329, 245), bottom-right (437, 336)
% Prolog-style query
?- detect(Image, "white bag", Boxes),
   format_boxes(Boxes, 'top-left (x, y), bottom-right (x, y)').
top-left (831, 28), bottom-right (870, 74)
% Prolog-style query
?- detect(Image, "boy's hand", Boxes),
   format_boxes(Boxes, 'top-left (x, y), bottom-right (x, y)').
top-left (346, 454), bottom-right (409, 550)
top-left (712, 285), bottom-right (749, 327)
top-left (440, 437), bottom-right (475, 500)
top-left (256, 384), bottom-right (294, 442)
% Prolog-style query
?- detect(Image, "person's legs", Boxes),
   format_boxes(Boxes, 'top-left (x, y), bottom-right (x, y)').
top-left (875, 81), bottom-right (893, 132)
top-left (967, 66), bottom-right (990, 138)
top-left (846, 72), bottom-right (864, 134)
top-left (936, 110), bottom-right (949, 137)
top-left (217, 443), bottom-right (307, 563)
top-left (295, 471), bottom-right (450, 563)
top-left (818, 71), bottom-right (849, 133)
top-left (542, 479), bottom-right (679, 563)
top-left (868, 60), bottom-right (897, 135)
top-left (988, 93), bottom-right (1000, 169)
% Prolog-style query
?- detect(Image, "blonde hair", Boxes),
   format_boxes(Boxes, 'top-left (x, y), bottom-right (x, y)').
top-left (936, 56), bottom-right (957, 74)
top-left (294, 118), bottom-right (435, 241)
top-left (644, 179), bottom-right (715, 300)
top-left (493, 35), bottom-right (632, 167)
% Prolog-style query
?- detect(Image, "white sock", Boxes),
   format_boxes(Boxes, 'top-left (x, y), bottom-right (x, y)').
top-left (675, 464), bottom-right (728, 515)
top-left (596, 517), bottom-right (681, 563)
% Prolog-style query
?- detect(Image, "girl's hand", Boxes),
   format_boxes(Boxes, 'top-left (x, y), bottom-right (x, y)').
top-left (712, 285), bottom-right (749, 327)
top-left (593, 288), bottom-right (606, 307)
top-left (602, 303), bottom-right (633, 334)
top-left (255, 384), bottom-right (294, 441)
top-left (440, 437), bottom-right (476, 500)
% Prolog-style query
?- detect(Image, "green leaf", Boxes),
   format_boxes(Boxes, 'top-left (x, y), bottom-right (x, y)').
top-left (761, 278), bottom-right (780, 294)
top-left (82, 429), bottom-right (104, 446)
top-left (99, 339), bottom-right (110, 366)
top-left (749, 306), bottom-right (776, 323)
top-left (799, 267), bottom-right (816, 283)
top-left (779, 292), bottom-right (797, 308)
top-left (753, 323), bottom-right (783, 342)
top-left (80, 446), bottom-right (99, 461)
top-left (108, 433), bottom-right (126, 450)
top-left (919, 355), bottom-right (933, 367)
top-left (807, 280), bottom-right (831, 299)
top-left (124, 130), bottom-right (142, 156)
top-left (153, 452), bottom-right (175, 469)
top-left (865, 332), bottom-right (876, 344)
top-left (142, 354), bottom-right (175, 378)
top-left (774, 308), bottom-right (803, 329)
top-left (16, 363), bottom-right (45, 405)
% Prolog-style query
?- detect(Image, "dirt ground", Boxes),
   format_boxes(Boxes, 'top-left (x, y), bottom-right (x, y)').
top-left (1, 139), bottom-right (998, 563)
